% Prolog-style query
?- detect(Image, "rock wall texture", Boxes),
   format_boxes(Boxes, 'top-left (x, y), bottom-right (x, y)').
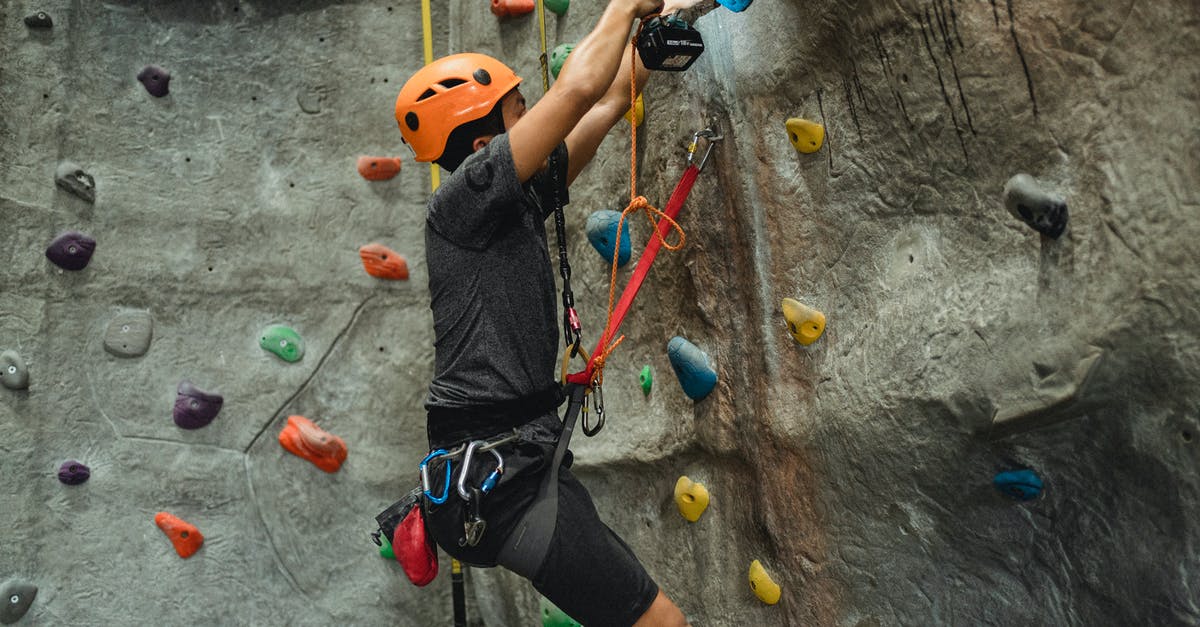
top-left (1, 0), bottom-right (1198, 625)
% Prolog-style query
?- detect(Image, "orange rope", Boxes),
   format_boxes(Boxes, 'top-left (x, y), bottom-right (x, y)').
top-left (586, 24), bottom-right (687, 387)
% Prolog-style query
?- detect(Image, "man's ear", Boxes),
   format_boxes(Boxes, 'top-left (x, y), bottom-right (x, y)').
top-left (472, 136), bottom-right (493, 153)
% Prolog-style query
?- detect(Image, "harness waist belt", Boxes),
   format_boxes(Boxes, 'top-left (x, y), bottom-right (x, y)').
top-left (426, 384), bottom-right (565, 448)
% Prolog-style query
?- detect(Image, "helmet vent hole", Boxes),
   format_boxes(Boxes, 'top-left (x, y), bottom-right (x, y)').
top-left (405, 112), bottom-right (419, 131)
top-left (472, 69), bottom-right (492, 85)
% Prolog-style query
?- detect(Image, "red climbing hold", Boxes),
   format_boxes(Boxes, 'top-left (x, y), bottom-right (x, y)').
top-left (491, 0), bottom-right (534, 17)
top-left (356, 156), bottom-right (402, 181)
top-left (278, 415), bottom-right (348, 473)
top-left (359, 243), bottom-right (409, 280)
top-left (154, 512), bottom-right (204, 558)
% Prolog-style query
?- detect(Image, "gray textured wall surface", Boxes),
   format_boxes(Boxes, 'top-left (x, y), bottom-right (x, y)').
top-left (2, 0), bottom-right (1198, 625)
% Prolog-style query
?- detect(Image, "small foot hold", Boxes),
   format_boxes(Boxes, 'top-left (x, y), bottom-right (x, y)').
top-left (785, 118), bottom-right (824, 154)
top-left (585, 210), bottom-right (632, 267)
top-left (993, 469), bottom-right (1043, 501)
top-left (24, 11), bottom-right (53, 28)
top-left (667, 336), bottom-right (717, 401)
top-left (278, 415), bottom-right (348, 473)
top-left (358, 243), bottom-right (409, 280)
top-left (748, 559), bottom-right (781, 604)
top-left (154, 512), bottom-right (204, 558)
top-left (0, 350), bottom-right (30, 391)
top-left (45, 230), bottom-right (96, 271)
top-left (640, 365), bottom-right (652, 396)
top-left (549, 43), bottom-right (574, 80)
top-left (137, 65), bottom-right (171, 97)
top-left (0, 578), bottom-right (37, 625)
top-left (624, 93), bottom-right (644, 127)
top-left (104, 309), bottom-right (153, 357)
top-left (173, 380), bottom-right (223, 429)
top-left (781, 298), bottom-right (825, 345)
top-left (357, 156), bottom-right (402, 181)
top-left (54, 161), bottom-right (96, 203)
top-left (1003, 173), bottom-right (1068, 239)
top-left (491, 0), bottom-right (534, 17)
top-left (674, 475), bottom-right (710, 522)
top-left (57, 460), bottom-right (90, 485)
top-left (260, 324), bottom-right (304, 363)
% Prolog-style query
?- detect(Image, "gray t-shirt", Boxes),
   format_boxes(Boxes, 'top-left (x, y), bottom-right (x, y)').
top-left (424, 132), bottom-right (569, 412)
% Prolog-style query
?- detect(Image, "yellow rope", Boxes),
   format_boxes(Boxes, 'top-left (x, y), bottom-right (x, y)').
top-left (421, 0), bottom-right (440, 191)
top-left (537, 0), bottom-right (550, 92)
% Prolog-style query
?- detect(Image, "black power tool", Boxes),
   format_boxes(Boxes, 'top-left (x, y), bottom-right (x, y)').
top-left (637, 13), bottom-right (705, 71)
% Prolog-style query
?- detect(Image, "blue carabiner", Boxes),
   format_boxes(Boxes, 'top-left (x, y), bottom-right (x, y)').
top-left (420, 449), bottom-right (452, 505)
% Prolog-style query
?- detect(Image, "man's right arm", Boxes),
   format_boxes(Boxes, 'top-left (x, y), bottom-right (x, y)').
top-left (505, 0), bottom-right (663, 184)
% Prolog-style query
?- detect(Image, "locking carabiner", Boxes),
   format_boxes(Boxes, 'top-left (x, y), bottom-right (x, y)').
top-left (686, 127), bottom-right (723, 173)
top-left (457, 440), bottom-right (508, 500)
top-left (420, 449), bottom-right (452, 505)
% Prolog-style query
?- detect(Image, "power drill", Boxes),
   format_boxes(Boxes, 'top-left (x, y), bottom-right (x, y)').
top-left (637, 13), bottom-right (705, 71)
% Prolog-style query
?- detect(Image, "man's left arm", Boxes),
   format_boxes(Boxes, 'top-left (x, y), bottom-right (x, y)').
top-left (563, 37), bottom-right (650, 186)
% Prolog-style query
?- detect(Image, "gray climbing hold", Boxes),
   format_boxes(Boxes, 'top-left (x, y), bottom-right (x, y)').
top-left (137, 65), bottom-right (171, 98)
top-left (45, 230), bottom-right (96, 271)
top-left (297, 85), bottom-right (325, 114)
top-left (0, 578), bottom-right (37, 625)
top-left (103, 310), bottom-right (153, 358)
top-left (23, 11), bottom-right (53, 28)
top-left (54, 161), bottom-right (96, 203)
top-left (1003, 173), bottom-right (1068, 239)
top-left (0, 351), bottom-right (29, 391)
top-left (173, 380), bottom-right (223, 429)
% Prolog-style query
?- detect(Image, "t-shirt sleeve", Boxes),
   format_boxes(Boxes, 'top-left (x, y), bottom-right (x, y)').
top-left (427, 133), bottom-right (525, 251)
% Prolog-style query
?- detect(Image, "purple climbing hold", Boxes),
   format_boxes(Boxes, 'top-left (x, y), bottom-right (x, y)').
top-left (57, 460), bottom-right (90, 485)
top-left (24, 11), bottom-right (53, 28)
top-left (173, 380), bottom-right (223, 429)
top-left (45, 230), bottom-right (96, 271)
top-left (138, 65), bottom-right (171, 97)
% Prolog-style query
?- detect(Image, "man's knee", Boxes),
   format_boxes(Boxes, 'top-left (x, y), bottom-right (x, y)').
top-left (632, 590), bottom-right (689, 627)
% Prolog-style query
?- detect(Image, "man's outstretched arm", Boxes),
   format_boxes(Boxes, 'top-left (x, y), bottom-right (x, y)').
top-left (507, 0), bottom-right (663, 184)
top-left (563, 36), bottom-right (651, 186)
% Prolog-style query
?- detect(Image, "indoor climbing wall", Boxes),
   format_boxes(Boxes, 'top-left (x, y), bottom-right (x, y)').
top-left (1, 0), bottom-right (1198, 625)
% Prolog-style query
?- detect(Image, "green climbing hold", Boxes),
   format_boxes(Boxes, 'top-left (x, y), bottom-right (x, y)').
top-left (379, 534), bottom-right (395, 560)
top-left (549, 43), bottom-right (574, 79)
top-left (540, 596), bottom-right (581, 627)
top-left (545, 0), bottom-right (569, 15)
top-left (640, 365), bottom-right (652, 396)
top-left (259, 324), bottom-right (305, 363)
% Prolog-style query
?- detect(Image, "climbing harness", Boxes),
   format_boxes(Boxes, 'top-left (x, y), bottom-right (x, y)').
top-left (416, 429), bottom-right (520, 548)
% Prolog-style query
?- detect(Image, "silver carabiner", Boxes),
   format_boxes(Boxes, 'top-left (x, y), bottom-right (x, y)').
top-left (686, 127), bottom-right (723, 172)
top-left (456, 441), bottom-right (482, 501)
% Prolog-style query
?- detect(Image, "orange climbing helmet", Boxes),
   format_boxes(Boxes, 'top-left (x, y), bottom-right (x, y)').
top-left (396, 53), bottom-right (522, 163)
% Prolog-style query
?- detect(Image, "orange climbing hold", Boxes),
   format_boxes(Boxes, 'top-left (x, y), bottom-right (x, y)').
top-left (358, 243), bottom-right (409, 280)
top-left (491, 0), bottom-right (534, 17)
top-left (154, 512), bottom-right (204, 559)
top-left (357, 156), bottom-right (402, 181)
top-left (279, 415), bottom-right (348, 473)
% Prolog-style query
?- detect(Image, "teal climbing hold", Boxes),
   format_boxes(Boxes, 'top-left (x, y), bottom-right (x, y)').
top-left (544, 0), bottom-right (569, 15)
top-left (586, 210), bottom-right (631, 267)
top-left (540, 596), bottom-right (581, 627)
top-left (640, 365), bottom-right (652, 396)
top-left (993, 469), bottom-right (1043, 501)
top-left (667, 336), bottom-right (717, 401)
top-left (260, 325), bottom-right (304, 363)
top-left (549, 43), bottom-right (574, 79)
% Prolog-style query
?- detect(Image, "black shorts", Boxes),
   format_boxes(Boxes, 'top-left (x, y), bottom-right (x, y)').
top-left (424, 412), bottom-right (659, 626)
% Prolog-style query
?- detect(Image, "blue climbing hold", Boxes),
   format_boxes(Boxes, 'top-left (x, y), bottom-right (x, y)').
top-left (667, 336), bottom-right (717, 401)
top-left (993, 469), bottom-right (1043, 501)
top-left (586, 210), bottom-right (631, 267)
top-left (716, 0), bottom-right (753, 11)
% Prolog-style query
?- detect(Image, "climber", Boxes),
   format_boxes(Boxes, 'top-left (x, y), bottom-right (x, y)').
top-left (394, 1), bottom-right (695, 625)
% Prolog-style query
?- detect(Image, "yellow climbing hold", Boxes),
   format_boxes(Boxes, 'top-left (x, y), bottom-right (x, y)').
top-left (748, 559), bottom-right (781, 605)
top-left (673, 475), bottom-right (710, 522)
top-left (781, 298), bottom-right (825, 345)
top-left (624, 94), bottom-right (645, 127)
top-left (785, 118), bottom-right (824, 154)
